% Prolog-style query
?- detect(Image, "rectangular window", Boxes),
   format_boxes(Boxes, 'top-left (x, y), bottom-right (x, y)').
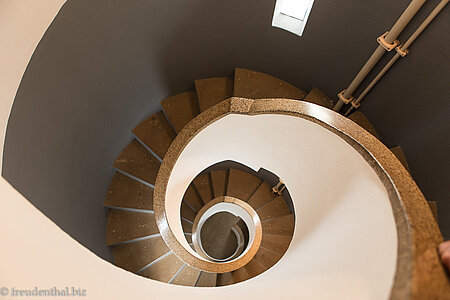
top-left (272, 0), bottom-right (315, 36)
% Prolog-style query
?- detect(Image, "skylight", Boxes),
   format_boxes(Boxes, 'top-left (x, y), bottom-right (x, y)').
top-left (272, 0), bottom-right (315, 36)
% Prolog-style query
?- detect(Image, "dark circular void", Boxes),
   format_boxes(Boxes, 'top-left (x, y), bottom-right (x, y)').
top-left (2, 0), bottom-right (449, 263)
top-left (200, 212), bottom-right (242, 260)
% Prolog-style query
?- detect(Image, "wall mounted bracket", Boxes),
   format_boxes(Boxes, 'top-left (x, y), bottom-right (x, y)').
top-left (395, 46), bottom-right (409, 57)
top-left (377, 31), bottom-right (400, 51)
top-left (350, 101), bottom-right (360, 109)
top-left (337, 90), bottom-right (355, 105)
top-left (272, 179), bottom-right (286, 195)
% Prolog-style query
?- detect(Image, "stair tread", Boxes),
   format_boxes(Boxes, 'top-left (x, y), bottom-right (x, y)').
top-left (182, 218), bottom-right (193, 233)
top-left (160, 91), bottom-right (199, 133)
top-left (348, 111), bottom-right (380, 139)
top-left (171, 265), bottom-right (202, 286)
top-left (253, 246), bottom-right (282, 269)
top-left (196, 272), bottom-right (217, 287)
top-left (427, 201), bottom-right (438, 221)
top-left (247, 182), bottom-right (276, 210)
top-left (231, 266), bottom-right (250, 283)
top-left (181, 201), bottom-right (196, 222)
top-left (233, 68), bottom-right (306, 100)
top-left (304, 87), bottom-right (334, 109)
top-left (261, 235), bottom-right (292, 255)
top-left (183, 184), bottom-right (204, 212)
top-left (185, 233), bottom-right (193, 244)
top-left (106, 209), bottom-right (159, 245)
top-left (193, 173), bottom-right (214, 204)
top-left (390, 146), bottom-right (410, 172)
top-left (210, 170), bottom-right (228, 198)
top-left (195, 77), bottom-right (234, 112)
top-left (104, 172), bottom-right (153, 210)
top-left (132, 110), bottom-right (176, 159)
top-left (262, 214), bottom-right (295, 236)
top-left (140, 253), bottom-right (184, 283)
top-left (257, 196), bottom-right (291, 221)
top-left (226, 168), bottom-right (261, 201)
top-left (113, 139), bottom-right (161, 185)
top-left (112, 236), bottom-right (170, 273)
top-left (216, 272), bottom-right (234, 286)
top-left (243, 258), bottom-right (266, 278)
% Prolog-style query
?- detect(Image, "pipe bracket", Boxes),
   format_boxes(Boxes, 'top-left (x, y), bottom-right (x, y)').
top-left (377, 31), bottom-right (400, 51)
top-left (395, 46), bottom-right (409, 57)
top-left (351, 101), bottom-right (361, 109)
top-left (338, 90), bottom-right (355, 104)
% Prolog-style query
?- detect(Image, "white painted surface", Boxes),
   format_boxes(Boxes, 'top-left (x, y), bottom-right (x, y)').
top-left (0, 2), bottom-right (397, 299)
top-left (166, 113), bottom-right (397, 299)
top-left (272, 0), bottom-right (315, 36)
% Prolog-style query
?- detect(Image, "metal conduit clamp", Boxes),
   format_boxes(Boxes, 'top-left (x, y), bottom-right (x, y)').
top-left (395, 45), bottom-right (409, 57)
top-left (350, 101), bottom-right (361, 109)
top-left (377, 31), bottom-right (400, 51)
top-left (272, 179), bottom-right (286, 195)
top-left (337, 89), bottom-right (355, 104)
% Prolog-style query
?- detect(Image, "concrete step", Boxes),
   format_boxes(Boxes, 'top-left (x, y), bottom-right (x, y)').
top-left (185, 233), bottom-right (193, 244)
top-left (253, 246), bottom-right (282, 269)
top-left (140, 253), bottom-right (184, 283)
top-left (304, 87), bottom-right (334, 109)
top-left (210, 169), bottom-right (228, 198)
top-left (160, 91), bottom-right (199, 133)
top-left (193, 173), bottom-right (214, 205)
top-left (233, 68), bottom-right (306, 100)
top-left (183, 184), bottom-right (204, 212)
top-left (195, 272), bottom-right (217, 287)
top-left (262, 214), bottom-right (295, 236)
top-left (132, 110), bottom-right (176, 159)
top-left (427, 201), bottom-right (438, 221)
top-left (104, 172), bottom-right (153, 210)
top-left (181, 201), bottom-right (196, 222)
top-left (216, 272), bottom-right (234, 286)
top-left (261, 234), bottom-right (292, 255)
top-left (195, 77), bottom-right (234, 112)
top-left (390, 146), bottom-right (410, 172)
top-left (113, 139), bottom-right (161, 185)
top-left (242, 258), bottom-right (266, 278)
top-left (112, 236), bottom-right (170, 273)
top-left (257, 196), bottom-right (291, 221)
top-left (106, 209), bottom-right (159, 245)
top-left (181, 218), bottom-right (193, 233)
top-left (247, 182), bottom-right (276, 210)
top-left (231, 266), bottom-right (249, 283)
top-left (171, 265), bottom-right (202, 286)
top-left (347, 111), bottom-right (380, 139)
top-left (226, 168), bottom-right (261, 201)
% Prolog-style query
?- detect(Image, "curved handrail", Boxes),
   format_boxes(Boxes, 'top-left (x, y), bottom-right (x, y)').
top-left (154, 97), bottom-right (445, 297)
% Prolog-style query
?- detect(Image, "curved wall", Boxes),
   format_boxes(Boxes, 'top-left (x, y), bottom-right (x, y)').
top-left (2, 0), bottom-right (449, 262)
top-left (165, 114), bottom-right (397, 300)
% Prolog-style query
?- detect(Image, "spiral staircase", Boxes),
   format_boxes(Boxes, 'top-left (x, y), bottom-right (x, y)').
top-left (103, 67), bottom-right (443, 292)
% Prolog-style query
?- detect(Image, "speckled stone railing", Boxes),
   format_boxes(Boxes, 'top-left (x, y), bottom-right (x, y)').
top-left (153, 97), bottom-right (448, 298)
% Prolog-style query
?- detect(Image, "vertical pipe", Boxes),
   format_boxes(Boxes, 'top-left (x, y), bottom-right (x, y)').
top-left (344, 0), bottom-right (448, 116)
top-left (333, 0), bottom-right (428, 112)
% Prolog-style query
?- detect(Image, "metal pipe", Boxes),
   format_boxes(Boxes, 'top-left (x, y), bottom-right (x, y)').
top-left (345, 0), bottom-right (448, 116)
top-left (333, 0), bottom-right (428, 112)
top-left (402, 0), bottom-right (448, 49)
top-left (344, 54), bottom-right (401, 116)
